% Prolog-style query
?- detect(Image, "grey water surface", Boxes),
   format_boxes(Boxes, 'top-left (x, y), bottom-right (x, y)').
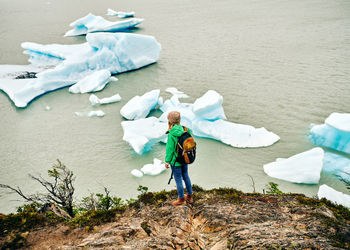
top-left (0, 0), bottom-right (350, 213)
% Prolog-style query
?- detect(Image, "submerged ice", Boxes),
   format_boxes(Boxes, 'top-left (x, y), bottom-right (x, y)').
top-left (1, 33), bottom-right (161, 107)
top-left (263, 148), bottom-right (324, 184)
top-left (65, 13), bottom-right (143, 36)
top-left (309, 113), bottom-right (350, 155)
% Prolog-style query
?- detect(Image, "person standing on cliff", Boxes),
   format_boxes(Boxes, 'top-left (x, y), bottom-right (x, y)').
top-left (165, 111), bottom-right (193, 206)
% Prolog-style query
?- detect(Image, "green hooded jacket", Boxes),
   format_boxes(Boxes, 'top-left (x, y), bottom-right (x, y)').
top-left (165, 124), bottom-right (192, 166)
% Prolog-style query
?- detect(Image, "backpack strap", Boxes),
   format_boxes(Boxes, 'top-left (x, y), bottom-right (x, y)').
top-left (168, 165), bottom-right (174, 184)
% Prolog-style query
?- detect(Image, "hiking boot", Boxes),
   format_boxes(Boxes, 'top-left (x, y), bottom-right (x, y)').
top-left (172, 197), bottom-right (186, 206)
top-left (185, 194), bottom-right (193, 203)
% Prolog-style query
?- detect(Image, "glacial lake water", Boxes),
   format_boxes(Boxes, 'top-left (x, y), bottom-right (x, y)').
top-left (0, 0), bottom-right (350, 213)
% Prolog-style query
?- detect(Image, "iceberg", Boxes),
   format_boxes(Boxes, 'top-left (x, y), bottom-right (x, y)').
top-left (318, 184), bottom-right (350, 208)
top-left (65, 13), bottom-right (143, 37)
top-left (192, 119), bottom-right (280, 148)
top-left (75, 110), bottom-right (105, 117)
top-left (158, 92), bottom-right (279, 148)
top-left (165, 87), bottom-right (189, 99)
top-left (192, 90), bottom-right (226, 120)
top-left (107, 8), bottom-right (135, 18)
top-left (121, 117), bottom-right (167, 155)
top-left (131, 169), bottom-right (143, 178)
top-left (140, 158), bottom-right (167, 176)
top-left (263, 148), bottom-right (324, 184)
top-left (309, 113), bottom-right (350, 155)
top-left (89, 93), bottom-right (121, 106)
top-left (120, 89), bottom-right (161, 120)
top-left (2, 33), bottom-right (161, 107)
top-left (69, 70), bottom-right (111, 94)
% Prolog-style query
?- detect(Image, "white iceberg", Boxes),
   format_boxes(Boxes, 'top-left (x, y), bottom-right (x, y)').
top-left (2, 33), bottom-right (161, 108)
top-left (193, 90), bottom-right (226, 120)
top-left (75, 110), bottom-right (105, 117)
top-left (263, 148), bottom-right (324, 184)
top-left (120, 89), bottom-right (161, 120)
top-left (165, 87), bottom-right (189, 99)
top-left (121, 117), bottom-right (167, 155)
top-left (309, 113), bottom-right (350, 155)
top-left (89, 93), bottom-right (121, 106)
top-left (69, 69), bottom-right (111, 94)
top-left (131, 169), bottom-right (143, 178)
top-left (65, 13), bottom-right (143, 37)
top-left (107, 8), bottom-right (135, 18)
top-left (141, 158), bottom-right (167, 176)
top-left (193, 119), bottom-right (280, 148)
top-left (318, 184), bottom-right (350, 208)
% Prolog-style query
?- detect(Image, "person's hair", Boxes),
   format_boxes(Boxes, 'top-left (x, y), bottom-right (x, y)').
top-left (167, 111), bottom-right (181, 125)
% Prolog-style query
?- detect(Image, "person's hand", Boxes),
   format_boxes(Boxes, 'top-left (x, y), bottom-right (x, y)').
top-left (165, 163), bottom-right (170, 169)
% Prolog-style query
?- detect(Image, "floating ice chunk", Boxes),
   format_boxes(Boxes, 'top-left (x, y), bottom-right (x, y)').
top-left (3, 33), bottom-right (161, 107)
top-left (193, 90), bottom-right (226, 120)
top-left (110, 76), bottom-right (118, 81)
top-left (75, 110), bottom-right (105, 117)
top-left (165, 87), bottom-right (189, 99)
top-left (65, 13), bottom-right (143, 36)
top-left (263, 148), bottom-right (324, 184)
top-left (89, 93), bottom-right (121, 106)
top-left (120, 89), bottom-right (160, 120)
top-left (121, 117), bottom-right (167, 154)
top-left (131, 169), bottom-right (143, 178)
top-left (309, 113), bottom-right (350, 155)
top-left (318, 184), bottom-right (350, 208)
top-left (107, 8), bottom-right (135, 18)
top-left (141, 158), bottom-right (167, 176)
top-left (45, 105), bottom-right (51, 111)
top-left (69, 70), bottom-right (111, 94)
top-left (193, 119), bottom-right (280, 148)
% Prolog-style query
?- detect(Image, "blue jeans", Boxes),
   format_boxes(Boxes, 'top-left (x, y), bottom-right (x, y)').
top-left (172, 164), bottom-right (192, 198)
